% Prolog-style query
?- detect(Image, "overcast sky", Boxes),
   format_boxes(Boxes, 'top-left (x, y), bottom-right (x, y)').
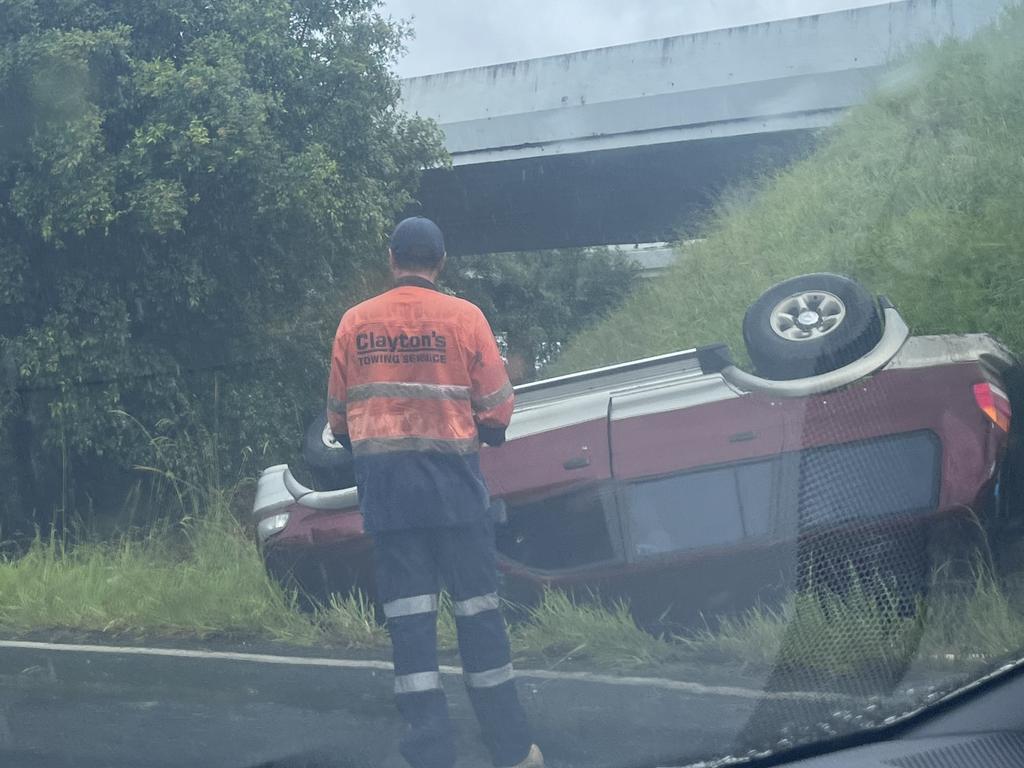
top-left (380, 0), bottom-right (891, 77)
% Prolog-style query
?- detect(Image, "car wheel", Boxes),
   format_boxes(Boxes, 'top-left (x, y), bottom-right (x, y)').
top-left (743, 273), bottom-right (883, 381)
top-left (302, 410), bottom-right (356, 491)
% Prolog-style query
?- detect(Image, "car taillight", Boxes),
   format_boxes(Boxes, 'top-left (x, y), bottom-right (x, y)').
top-left (973, 382), bottom-right (1012, 432)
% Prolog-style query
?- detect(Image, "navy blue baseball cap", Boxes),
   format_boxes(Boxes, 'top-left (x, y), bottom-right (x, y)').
top-left (389, 217), bottom-right (446, 266)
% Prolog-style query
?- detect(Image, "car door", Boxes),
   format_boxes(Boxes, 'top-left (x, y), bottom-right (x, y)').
top-left (479, 386), bottom-right (612, 499)
top-left (606, 374), bottom-right (792, 625)
top-left (479, 386), bottom-right (623, 604)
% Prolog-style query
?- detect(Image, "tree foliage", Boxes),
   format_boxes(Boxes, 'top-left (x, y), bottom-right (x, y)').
top-left (442, 250), bottom-right (640, 382)
top-left (0, 0), bottom-right (445, 533)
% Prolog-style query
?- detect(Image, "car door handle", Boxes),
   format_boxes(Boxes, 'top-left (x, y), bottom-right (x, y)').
top-left (563, 455), bottom-right (591, 470)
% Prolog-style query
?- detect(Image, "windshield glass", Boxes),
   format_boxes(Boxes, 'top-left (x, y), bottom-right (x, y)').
top-left (3, 2), bottom-right (1024, 767)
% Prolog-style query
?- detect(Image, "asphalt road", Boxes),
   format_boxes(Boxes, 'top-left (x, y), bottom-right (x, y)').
top-left (0, 640), bottom-right (857, 768)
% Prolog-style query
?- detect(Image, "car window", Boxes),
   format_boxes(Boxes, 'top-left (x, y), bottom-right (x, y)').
top-left (497, 483), bottom-right (621, 570)
top-left (625, 458), bottom-right (782, 559)
top-left (788, 431), bottom-right (942, 526)
top-left (626, 465), bottom-right (748, 558)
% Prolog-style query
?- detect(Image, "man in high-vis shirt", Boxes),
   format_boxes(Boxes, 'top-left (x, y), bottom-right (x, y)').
top-left (327, 217), bottom-right (542, 768)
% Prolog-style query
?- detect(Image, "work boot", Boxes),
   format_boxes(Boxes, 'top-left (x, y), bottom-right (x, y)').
top-left (504, 744), bottom-right (543, 768)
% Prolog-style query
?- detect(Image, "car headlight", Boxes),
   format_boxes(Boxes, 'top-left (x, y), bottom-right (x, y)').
top-left (257, 512), bottom-right (290, 543)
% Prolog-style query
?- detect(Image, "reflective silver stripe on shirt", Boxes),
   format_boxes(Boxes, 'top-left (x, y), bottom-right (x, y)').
top-left (464, 663), bottom-right (515, 689)
top-left (394, 670), bottom-right (442, 694)
top-left (383, 594), bottom-right (438, 619)
top-left (353, 436), bottom-right (479, 456)
top-left (453, 593), bottom-right (501, 617)
top-left (472, 381), bottom-right (514, 412)
top-left (348, 382), bottom-right (471, 403)
top-left (327, 397), bottom-right (346, 414)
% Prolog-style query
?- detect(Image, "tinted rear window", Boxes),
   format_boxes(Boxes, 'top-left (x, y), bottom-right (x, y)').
top-left (625, 431), bottom-right (941, 559)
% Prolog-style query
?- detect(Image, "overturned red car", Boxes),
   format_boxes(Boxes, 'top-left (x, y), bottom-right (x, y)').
top-left (252, 274), bottom-right (1019, 626)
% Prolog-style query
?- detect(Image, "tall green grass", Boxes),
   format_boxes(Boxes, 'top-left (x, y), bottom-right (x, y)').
top-left (550, 5), bottom-right (1024, 375)
top-left (319, 592), bottom-right (390, 649)
top-left (511, 589), bottom-right (678, 671)
top-left (678, 569), bottom-right (1024, 674)
top-left (0, 497), bottom-right (397, 648)
top-left (0, 502), bottom-right (318, 642)
top-left (919, 569), bottom-right (1024, 661)
top-left (679, 582), bottom-right (921, 677)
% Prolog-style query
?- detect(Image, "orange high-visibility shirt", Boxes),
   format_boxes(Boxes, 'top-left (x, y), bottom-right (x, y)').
top-left (327, 276), bottom-right (513, 531)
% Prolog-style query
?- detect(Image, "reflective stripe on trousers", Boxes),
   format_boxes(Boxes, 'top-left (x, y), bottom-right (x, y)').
top-left (451, 592), bottom-right (516, 690)
top-left (374, 525), bottom-right (533, 768)
top-left (455, 606), bottom-right (526, 768)
top-left (452, 592), bottom-right (500, 617)
top-left (384, 593), bottom-right (444, 696)
top-left (394, 670), bottom-right (442, 695)
top-left (464, 662), bottom-right (514, 689)
top-left (384, 594), bottom-right (439, 620)
top-left (387, 592), bottom-right (514, 695)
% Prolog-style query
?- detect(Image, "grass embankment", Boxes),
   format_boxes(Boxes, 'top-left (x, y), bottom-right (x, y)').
top-left (549, 5), bottom-right (1024, 376)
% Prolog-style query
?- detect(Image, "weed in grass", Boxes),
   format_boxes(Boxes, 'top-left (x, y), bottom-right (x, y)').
top-left (318, 592), bottom-right (389, 649)
top-left (920, 568), bottom-right (1024, 662)
top-left (677, 604), bottom-right (789, 671)
top-left (776, 585), bottom-right (922, 678)
top-left (512, 589), bottom-right (677, 671)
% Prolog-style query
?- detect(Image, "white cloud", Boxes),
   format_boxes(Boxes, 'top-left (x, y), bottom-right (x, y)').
top-left (381, 0), bottom-right (891, 76)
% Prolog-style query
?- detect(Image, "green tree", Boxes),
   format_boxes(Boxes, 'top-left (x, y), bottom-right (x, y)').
top-left (443, 249), bottom-right (640, 383)
top-left (0, 0), bottom-right (444, 534)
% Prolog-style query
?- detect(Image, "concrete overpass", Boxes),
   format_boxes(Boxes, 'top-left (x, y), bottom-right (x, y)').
top-left (399, 0), bottom-right (1008, 255)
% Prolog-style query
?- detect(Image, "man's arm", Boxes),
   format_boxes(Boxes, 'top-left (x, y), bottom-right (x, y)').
top-left (327, 317), bottom-right (350, 450)
top-left (469, 308), bottom-right (515, 446)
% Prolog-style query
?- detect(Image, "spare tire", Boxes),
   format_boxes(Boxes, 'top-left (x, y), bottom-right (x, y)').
top-left (302, 411), bottom-right (356, 491)
top-left (743, 273), bottom-right (883, 381)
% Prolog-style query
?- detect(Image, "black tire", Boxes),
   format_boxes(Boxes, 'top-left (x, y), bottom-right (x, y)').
top-left (302, 410), bottom-right (356, 491)
top-left (743, 273), bottom-right (883, 381)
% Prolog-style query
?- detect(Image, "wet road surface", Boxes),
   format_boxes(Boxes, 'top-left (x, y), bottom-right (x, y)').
top-left (0, 639), bottom-right (848, 768)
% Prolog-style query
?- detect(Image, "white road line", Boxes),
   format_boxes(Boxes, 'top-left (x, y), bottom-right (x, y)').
top-left (0, 639), bottom-right (833, 701)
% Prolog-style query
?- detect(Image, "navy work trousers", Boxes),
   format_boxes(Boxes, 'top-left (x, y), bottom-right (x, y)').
top-left (373, 520), bottom-right (532, 768)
